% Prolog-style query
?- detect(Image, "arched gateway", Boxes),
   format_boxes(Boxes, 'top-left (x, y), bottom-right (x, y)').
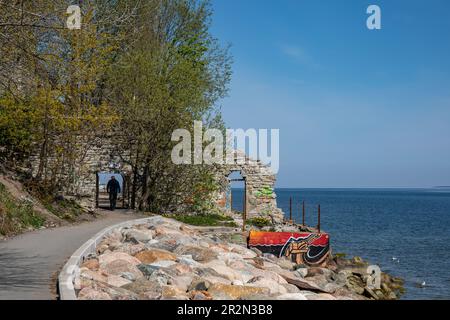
top-left (215, 151), bottom-right (284, 224)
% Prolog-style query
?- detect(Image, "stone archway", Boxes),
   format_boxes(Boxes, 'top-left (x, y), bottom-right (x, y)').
top-left (216, 151), bottom-right (284, 224)
top-left (95, 171), bottom-right (130, 209)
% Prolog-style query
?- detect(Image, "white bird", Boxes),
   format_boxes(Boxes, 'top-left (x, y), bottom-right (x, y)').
top-left (421, 281), bottom-right (426, 288)
top-left (392, 257), bottom-right (398, 261)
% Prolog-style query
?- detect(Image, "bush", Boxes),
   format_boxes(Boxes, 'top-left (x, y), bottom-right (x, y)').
top-left (247, 217), bottom-right (271, 228)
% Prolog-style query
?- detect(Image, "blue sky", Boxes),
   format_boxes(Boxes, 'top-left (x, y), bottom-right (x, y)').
top-left (210, 0), bottom-right (450, 188)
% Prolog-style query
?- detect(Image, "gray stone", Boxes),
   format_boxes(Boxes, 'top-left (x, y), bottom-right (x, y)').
top-left (123, 229), bottom-right (154, 243)
top-left (188, 278), bottom-right (211, 291)
top-left (174, 245), bottom-right (218, 263)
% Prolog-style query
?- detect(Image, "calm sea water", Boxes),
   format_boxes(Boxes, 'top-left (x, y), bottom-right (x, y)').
top-left (231, 188), bottom-right (450, 300)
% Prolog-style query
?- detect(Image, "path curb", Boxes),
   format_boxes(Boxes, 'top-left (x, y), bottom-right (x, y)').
top-left (58, 216), bottom-right (164, 300)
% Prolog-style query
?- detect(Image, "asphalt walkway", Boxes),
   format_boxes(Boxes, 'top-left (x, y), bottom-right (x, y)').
top-left (0, 209), bottom-right (143, 300)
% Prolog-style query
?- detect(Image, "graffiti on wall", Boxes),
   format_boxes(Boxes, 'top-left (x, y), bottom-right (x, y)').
top-left (248, 231), bottom-right (331, 266)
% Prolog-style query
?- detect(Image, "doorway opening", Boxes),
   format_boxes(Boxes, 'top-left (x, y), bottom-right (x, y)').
top-left (95, 172), bottom-right (129, 209)
top-left (227, 171), bottom-right (246, 214)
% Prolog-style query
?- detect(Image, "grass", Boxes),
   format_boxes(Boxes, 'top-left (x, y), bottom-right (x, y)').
top-left (166, 213), bottom-right (238, 228)
top-left (0, 182), bottom-right (45, 236)
top-left (42, 197), bottom-right (83, 222)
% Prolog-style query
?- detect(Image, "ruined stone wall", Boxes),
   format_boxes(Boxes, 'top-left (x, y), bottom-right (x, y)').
top-left (215, 151), bottom-right (285, 224)
top-left (29, 137), bottom-right (131, 199)
top-left (29, 143), bottom-right (285, 223)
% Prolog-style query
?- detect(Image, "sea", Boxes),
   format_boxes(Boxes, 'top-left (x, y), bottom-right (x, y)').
top-left (231, 188), bottom-right (450, 300)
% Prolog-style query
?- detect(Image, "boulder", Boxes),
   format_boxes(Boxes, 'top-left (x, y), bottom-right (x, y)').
top-left (78, 287), bottom-right (111, 300)
top-left (188, 277), bottom-right (211, 291)
top-left (297, 292), bottom-right (334, 300)
top-left (189, 291), bottom-right (212, 300)
top-left (171, 275), bottom-right (194, 292)
top-left (229, 244), bottom-right (258, 259)
top-left (134, 249), bottom-right (177, 264)
top-left (89, 281), bottom-right (139, 300)
top-left (79, 268), bottom-right (107, 283)
top-left (247, 276), bottom-right (288, 295)
top-left (150, 260), bottom-right (177, 268)
top-left (99, 252), bottom-right (141, 267)
top-left (81, 258), bottom-right (99, 271)
top-left (171, 263), bottom-right (193, 275)
top-left (345, 275), bottom-right (366, 295)
top-left (177, 256), bottom-right (203, 268)
top-left (137, 264), bottom-right (160, 277)
top-left (276, 257), bottom-right (295, 271)
top-left (148, 269), bottom-right (175, 286)
top-left (122, 278), bottom-right (163, 299)
top-left (174, 245), bottom-right (218, 263)
top-left (275, 293), bottom-right (308, 300)
top-left (120, 272), bottom-right (137, 282)
top-left (161, 286), bottom-right (189, 300)
top-left (123, 229), bottom-right (154, 243)
top-left (281, 274), bottom-right (327, 293)
top-left (294, 268), bottom-right (308, 278)
top-left (107, 275), bottom-right (132, 288)
top-left (306, 267), bottom-right (335, 279)
top-left (202, 275), bottom-right (232, 286)
top-left (116, 243), bottom-right (146, 256)
top-left (146, 236), bottom-right (179, 252)
top-left (100, 259), bottom-right (144, 279)
top-left (282, 283), bottom-right (301, 293)
top-left (203, 260), bottom-right (251, 282)
top-left (207, 283), bottom-right (269, 300)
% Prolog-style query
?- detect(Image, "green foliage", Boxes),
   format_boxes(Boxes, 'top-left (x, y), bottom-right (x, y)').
top-left (166, 213), bottom-right (237, 227)
top-left (0, 0), bottom-right (232, 216)
top-left (0, 183), bottom-right (45, 236)
top-left (188, 171), bottom-right (221, 214)
top-left (255, 186), bottom-right (274, 198)
top-left (0, 95), bottom-right (35, 160)
top-left (247, 217), bottom-right (272, 228)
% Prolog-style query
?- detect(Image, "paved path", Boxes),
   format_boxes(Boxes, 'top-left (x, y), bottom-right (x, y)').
top-left (0, 210), bottom-right (143, 300)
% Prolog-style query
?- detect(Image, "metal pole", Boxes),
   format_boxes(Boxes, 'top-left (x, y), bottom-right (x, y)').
top-left (302, 201), bottom-right (305, 226)
top-left (317, 204), bottom-right (321, 233)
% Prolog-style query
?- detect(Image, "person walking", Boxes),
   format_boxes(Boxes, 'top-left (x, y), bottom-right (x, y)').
top-left (106, 176), bottom-right (121, 211)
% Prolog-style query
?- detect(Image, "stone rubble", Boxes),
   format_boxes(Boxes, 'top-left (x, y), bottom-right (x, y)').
top-left (74, 216), bottom-right (404, 300)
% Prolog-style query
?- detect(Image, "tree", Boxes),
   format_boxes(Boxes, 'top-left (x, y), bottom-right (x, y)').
top-left (108, 0), bottom-right (231, 213)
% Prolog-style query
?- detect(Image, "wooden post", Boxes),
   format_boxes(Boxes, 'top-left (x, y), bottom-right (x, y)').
top-left (302, 201), bottom-right (305, 226)
top-left (230, 188), bottom-right (233, 212)
top-left (242, 179), bottom-right (247, 232)
top-left (317, 204), bottom-right (321, 233)
top-left (289, 197), bottom-right (293, 223)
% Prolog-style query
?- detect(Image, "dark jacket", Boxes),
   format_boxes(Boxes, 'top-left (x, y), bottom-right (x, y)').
top-left (107, 179), bottom-right (121, 195)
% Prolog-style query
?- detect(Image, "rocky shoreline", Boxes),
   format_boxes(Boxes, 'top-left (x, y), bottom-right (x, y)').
top-left (73, 216), bottom-right (404, 300)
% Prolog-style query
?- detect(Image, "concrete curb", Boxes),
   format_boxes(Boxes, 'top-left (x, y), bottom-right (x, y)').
top-left (58, 216), bottom-right (165, 300)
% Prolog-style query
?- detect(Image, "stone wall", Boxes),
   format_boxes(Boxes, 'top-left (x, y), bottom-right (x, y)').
top-left (29, 136), bottom-right (131, 200)
top-left (215, 150), bottom-right (284, 224)
top-left (30, 144), bottom-right (285, 223)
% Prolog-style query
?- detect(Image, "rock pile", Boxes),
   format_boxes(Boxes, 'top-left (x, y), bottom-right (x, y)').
top-left (74, 216), bottom-right (403, 300)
